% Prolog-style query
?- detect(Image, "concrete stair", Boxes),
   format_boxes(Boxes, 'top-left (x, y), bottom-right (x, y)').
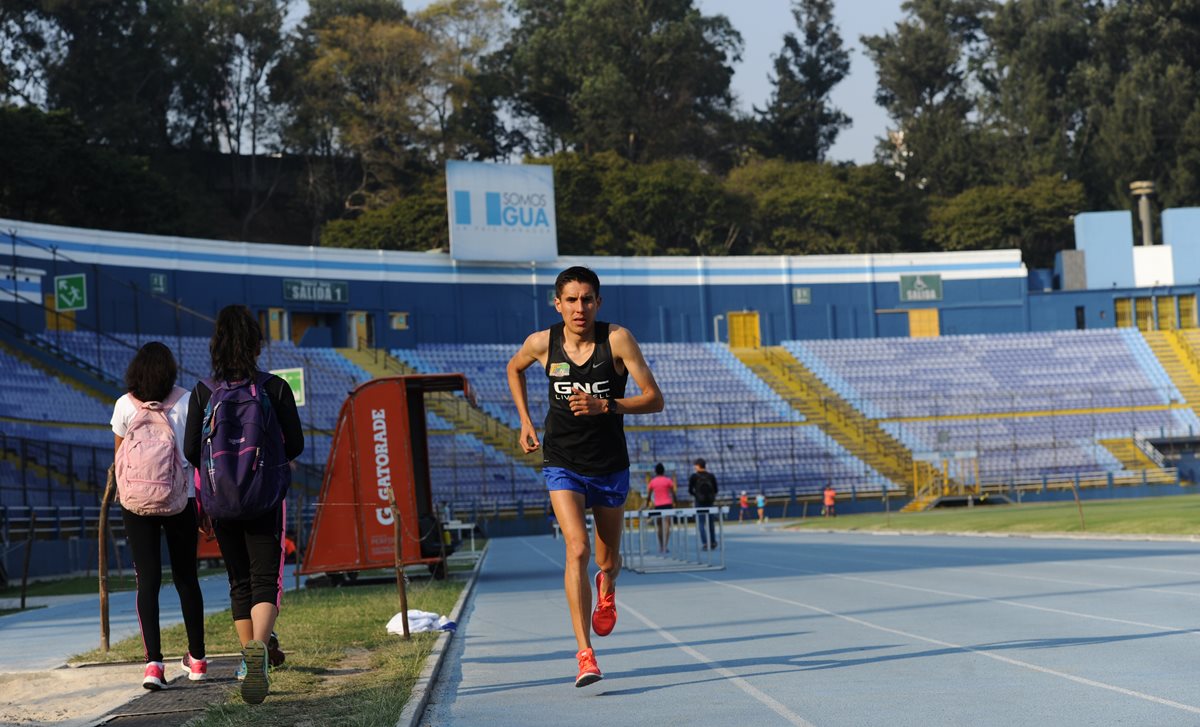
top-left (337, 346), bottom-right (540, 468)
top-left (732, 346), bottom-right (938, 502)
top-left (1099, 438), bottom-right (1161, 471)
top-left (1140, 330), bottom-right (1200, 415)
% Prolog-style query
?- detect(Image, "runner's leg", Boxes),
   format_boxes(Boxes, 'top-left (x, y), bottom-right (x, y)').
top-left (592, 504), bottom-right (624, 593)
top-left (549, 489), bottom-right (592, 652)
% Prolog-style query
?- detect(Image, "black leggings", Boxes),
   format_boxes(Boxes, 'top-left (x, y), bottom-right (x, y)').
top-left (122, 499), bottom-right (206, 663)
top-left (213, 503), bottom-right (285, 621)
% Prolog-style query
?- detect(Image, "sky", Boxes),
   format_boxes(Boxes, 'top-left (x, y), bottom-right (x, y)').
top-left (372, 1), bottom-right (910, 164)
top-left (697, 0), bottom-right (907, 164)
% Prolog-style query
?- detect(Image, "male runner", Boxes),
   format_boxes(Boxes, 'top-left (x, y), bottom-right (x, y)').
top-left (507, 266), bottom-right (664, 688)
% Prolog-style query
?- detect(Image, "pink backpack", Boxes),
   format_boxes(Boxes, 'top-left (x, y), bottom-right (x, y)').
top-left (115, 388), bottom-right (189, 516)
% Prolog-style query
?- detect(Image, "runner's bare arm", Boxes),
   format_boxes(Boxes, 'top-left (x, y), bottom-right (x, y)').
top-left (507, 330), bottom-right (550, 453)
top-left (568, 325), bottom-right (664, 416)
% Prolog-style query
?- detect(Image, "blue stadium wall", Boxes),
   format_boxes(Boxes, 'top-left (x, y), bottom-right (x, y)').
top-left (3, 218), bottom-right (1197, 346)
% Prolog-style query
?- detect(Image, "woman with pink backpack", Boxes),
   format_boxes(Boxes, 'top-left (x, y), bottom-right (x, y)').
top-left (111, 342), bottom-right (207, 690)
top-left (183, 305), bottom-right (304, 705)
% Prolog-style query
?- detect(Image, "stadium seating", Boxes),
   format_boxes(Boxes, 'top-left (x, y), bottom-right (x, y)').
top-left (785, 329), bottom-right (1199, 484)
top-left (3, 326), bottom-right (1194, 512)
top-left (391, 342), bottom-right (883, 498)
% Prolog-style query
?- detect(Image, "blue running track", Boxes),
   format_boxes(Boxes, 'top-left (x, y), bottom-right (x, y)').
top-left (420, 527), bottom-right (1200, 726)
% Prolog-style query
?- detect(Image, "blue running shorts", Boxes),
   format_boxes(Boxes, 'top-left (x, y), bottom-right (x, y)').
top-left (544, 467), bottom-right (630, 509)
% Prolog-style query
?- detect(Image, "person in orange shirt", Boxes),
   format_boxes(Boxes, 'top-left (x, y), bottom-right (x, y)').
top-left (282, 531), bottom-right (297, 564)
top-left (823, 484), bottom-right (837, 518)
top-left (738, 491), bottom-right (750, 522)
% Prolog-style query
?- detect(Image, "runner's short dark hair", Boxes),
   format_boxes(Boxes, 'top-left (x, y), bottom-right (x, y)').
top-left (555, 266), bottom-right (600, 297)
top-left (654, 463), bottom-right (665, 475)
top-left (693, 458), bottom-right (706, 468)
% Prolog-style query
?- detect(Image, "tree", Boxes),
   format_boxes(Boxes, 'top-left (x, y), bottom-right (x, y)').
top-left (862, 0), bottom-right (992, 195)
top-left (320, 176), bottom-right (448, 250)
top-left (926, 175), bottom-right (1084, 266)
top-left (726, 159), bottom-right (925, 255)
top-left (755, 0), bottom-right (851, 162)
top-left (1079, 1), bottom-right (1200, 210)
top-left (977, 0), bottom-right (1100, 185)
top-left (503, 0), bottom-right (743, 165)
top-left (0, 106), bottom-right (186, 233)
top-left (0, 1), bottom-right (55, 106)
top-left (39, 0), bottom-right (194, 151)
top-left (278, 0), bottom-right (507, 219)
top-left (173, 1), bottom-right (291, 238)
top-left (296, 12), bottom-right (437, 209)
top-left (412, 0), bottom-right (509, 161)
top-left (540, 151), bottom-right (746, 256)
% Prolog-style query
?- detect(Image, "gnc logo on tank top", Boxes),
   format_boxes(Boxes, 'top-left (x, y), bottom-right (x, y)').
top-left (553, 380), bottom-right (610, 400)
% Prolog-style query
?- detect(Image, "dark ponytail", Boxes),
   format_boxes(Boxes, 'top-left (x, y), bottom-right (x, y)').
top-left (209, 305), bottom-right (262, 381)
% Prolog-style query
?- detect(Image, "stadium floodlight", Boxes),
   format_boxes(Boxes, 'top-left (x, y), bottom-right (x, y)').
top-left (1129, 180), bottom-right (1156, 246)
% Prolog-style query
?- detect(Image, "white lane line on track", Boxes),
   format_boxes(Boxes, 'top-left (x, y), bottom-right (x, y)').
top-left (788, 532), bottom-right (1200, 577)
top-left (519, 538), bottom-right (817, 727)
top-left (730, 556), bottom-right (1200, 637)
top-left (620, 602), bottom-right (816, 727)
top-left (782, 548), bottom-right (1200, 600)
top-left (690, 572), bottom-right (1200, 717)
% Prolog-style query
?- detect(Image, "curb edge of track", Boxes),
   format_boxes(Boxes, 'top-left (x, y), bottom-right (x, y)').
top-left (394, 544), bottom-right (489, 727)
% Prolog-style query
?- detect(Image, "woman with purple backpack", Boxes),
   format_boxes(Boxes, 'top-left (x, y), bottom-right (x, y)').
top-left (184, 305), bottom-right (304, 705)
top-left (111, 342), bottom-right (207, 690)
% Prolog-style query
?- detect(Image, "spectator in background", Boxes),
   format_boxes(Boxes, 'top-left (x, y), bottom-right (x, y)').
top-left (824, 483), bottom-right (837, 518)
top-left (282, 530), bottom-right (298, 564)
top-left (688, 458), bottom-right (719, 549)
top-left (646, 463), bottom-right (677, 553)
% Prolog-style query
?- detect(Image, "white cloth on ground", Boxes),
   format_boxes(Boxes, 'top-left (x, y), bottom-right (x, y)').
top-left (386, 609), bottom-right (456, 635)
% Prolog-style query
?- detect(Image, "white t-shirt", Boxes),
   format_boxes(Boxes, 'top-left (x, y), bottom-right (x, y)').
top-left (111, 385), bottom-right (193, 498)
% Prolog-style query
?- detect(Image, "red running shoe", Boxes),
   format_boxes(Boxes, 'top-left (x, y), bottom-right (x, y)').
top-left (575, 648), bottom-right (603, 688)
top-left (591, 570), bottom-right (617, 636)
top-left (142, 662), bottom-right (166, 690)
top-left (180, 653), bottom-right (208, 681)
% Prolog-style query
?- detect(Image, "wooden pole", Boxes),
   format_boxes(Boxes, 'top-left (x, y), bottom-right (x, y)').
top-left (20, 513), bottom-right (36, 611)
top-left (99, 466), bottom-right (116, 652)
top-left (386, 487), bottom-right (410, 639)
top-left (1071, 479), bottom-right (1086, 531)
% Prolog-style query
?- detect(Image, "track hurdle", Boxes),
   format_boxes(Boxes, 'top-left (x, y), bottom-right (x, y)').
top-left (622, 506), bottom-right (727, 573)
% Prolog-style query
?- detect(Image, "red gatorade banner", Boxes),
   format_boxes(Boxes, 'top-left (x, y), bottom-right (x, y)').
top-left (299, 374), bottom-right (471, 575)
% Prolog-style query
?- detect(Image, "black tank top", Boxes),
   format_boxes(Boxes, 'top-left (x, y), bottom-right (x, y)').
top-left (542, 321), bottom-right (629, 475)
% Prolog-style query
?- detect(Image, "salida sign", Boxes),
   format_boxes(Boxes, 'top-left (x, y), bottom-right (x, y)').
top-left (299, 374), bottom-right (472, 574)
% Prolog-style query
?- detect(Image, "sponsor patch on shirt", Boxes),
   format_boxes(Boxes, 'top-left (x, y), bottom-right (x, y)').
top-left (549, 362), bottom-right (570, 377)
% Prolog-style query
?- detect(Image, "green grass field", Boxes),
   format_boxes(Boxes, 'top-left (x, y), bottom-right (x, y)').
top-left (786, 493), bottom-right (1200, 536)
top-left (74, 580), bottom-right (463, 727)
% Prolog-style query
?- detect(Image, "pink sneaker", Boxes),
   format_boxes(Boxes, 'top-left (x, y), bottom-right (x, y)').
top-left (142, 661), bottom-right (166, 690)
top-left (181, 653), bottom-right (208, 681)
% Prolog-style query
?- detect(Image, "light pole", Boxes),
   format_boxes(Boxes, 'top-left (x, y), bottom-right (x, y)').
top-left (1130, 180), bottom-right (1156, 246)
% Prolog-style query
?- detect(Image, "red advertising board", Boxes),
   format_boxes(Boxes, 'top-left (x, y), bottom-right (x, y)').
top-left (299, 374), bottom-right (472, 575)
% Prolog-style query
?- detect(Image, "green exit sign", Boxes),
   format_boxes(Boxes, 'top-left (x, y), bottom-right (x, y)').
top-left (270, 367), bottom-right (306, 407)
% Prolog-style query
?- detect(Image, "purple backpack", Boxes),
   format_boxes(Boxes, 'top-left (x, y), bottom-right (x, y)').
top-left (198, 373), bottom-right (290, 520)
